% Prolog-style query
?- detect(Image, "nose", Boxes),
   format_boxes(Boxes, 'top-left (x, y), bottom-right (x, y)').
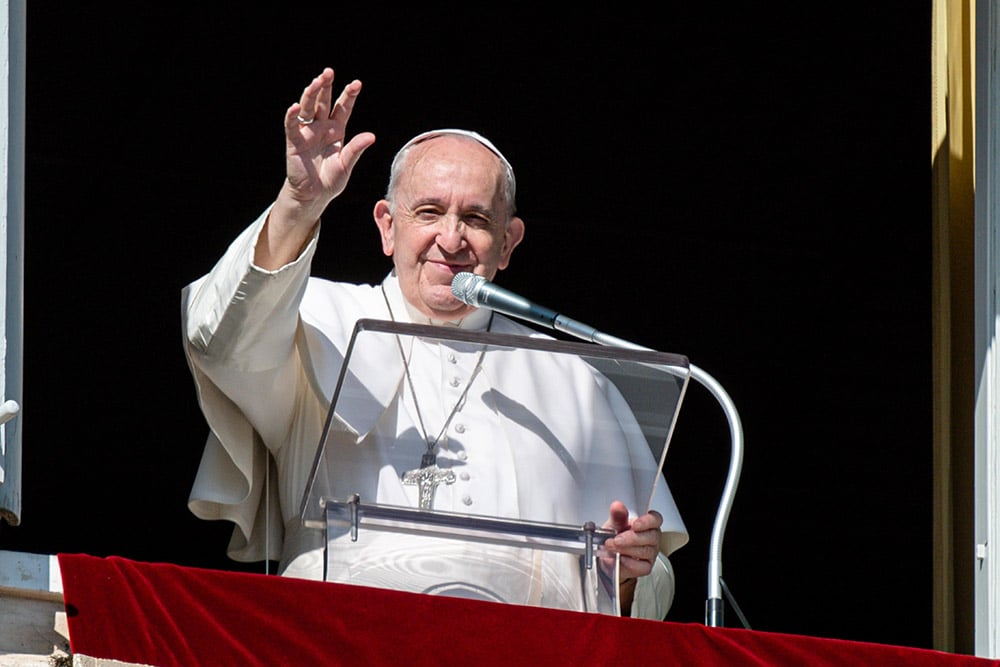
top-left (436, 217), bottom-right (467, 253)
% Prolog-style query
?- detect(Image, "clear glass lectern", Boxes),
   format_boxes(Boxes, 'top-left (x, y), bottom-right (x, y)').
top-left (300, 319), bottom-right (689, 616)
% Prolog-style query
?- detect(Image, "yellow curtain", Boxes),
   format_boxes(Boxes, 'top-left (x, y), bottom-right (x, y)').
top-left (931, 0), bottom-right (976, 654)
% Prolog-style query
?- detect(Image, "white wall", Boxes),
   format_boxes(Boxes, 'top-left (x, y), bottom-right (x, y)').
top-left (0, 0), bottom-right (25, 526)
top-left (974, 0), bottom-right (999, 656)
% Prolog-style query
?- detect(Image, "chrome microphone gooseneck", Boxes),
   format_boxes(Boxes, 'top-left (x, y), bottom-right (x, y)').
top-left (451, 272), bottom-right (744, 627)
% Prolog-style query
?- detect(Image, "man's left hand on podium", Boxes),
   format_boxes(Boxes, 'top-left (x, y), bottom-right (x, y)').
top-left (602, 500), bottom-right (664, 615)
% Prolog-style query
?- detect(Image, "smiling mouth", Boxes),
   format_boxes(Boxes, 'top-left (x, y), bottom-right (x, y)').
top-left (428, 260), bottom-right (471, 275)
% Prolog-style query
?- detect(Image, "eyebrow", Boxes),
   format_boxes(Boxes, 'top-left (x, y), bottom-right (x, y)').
top-left (407, 198), bottom-right (498, 218)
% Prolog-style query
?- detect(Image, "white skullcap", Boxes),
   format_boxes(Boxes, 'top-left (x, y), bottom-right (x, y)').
top-left (396, 129), bottom-right (513, 170)
top-left (389, 128), bottom-right (517, 212)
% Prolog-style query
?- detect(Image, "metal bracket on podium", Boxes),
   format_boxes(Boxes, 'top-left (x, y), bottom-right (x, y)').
top-left (322, 494), bottom-right (615, 570)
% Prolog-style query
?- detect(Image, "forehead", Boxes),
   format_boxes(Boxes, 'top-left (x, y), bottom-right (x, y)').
top-left (399, 137), bottom-right (506, 204)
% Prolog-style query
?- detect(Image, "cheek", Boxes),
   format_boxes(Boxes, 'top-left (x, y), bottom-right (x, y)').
top-left (398, 226), bottom-right (437, 257)
top-left (470, 231), bottom-right (505, 263)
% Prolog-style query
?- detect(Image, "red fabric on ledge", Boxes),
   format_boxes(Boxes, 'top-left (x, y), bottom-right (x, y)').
top-left (58, 553), bottom-right (998, 667)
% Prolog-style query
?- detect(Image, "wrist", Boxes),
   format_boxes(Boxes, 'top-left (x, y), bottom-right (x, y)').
top-left (255, 193), bottom-right (322, 270)
top-left (618, 576), bottom-right (638, 617)
top-left (274, 180), bottom-right (330, 227)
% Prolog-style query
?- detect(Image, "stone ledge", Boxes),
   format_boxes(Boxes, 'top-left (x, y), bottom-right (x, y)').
top-left (0, 550), bottom-right (70, 665)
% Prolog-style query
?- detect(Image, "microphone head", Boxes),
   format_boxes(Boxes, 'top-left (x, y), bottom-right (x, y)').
top-left (451, 272), bottom-right (487, 305)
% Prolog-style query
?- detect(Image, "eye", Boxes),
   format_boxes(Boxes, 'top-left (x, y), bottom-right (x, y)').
top-left (412, 207), bottom-right (443, 223)
top-left (464, 213), bottom-right (494, 229)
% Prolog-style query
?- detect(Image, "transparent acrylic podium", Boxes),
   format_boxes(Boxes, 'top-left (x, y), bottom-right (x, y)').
top-left (300, 319), bottom-right (690, 616)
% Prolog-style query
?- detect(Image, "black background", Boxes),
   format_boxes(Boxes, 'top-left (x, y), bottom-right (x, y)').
top-left (3, 4), bottom-right (933, 649)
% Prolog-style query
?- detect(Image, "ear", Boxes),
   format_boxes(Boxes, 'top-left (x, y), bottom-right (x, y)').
top-left (373, 199), bottom-right (394, 256)
top-left (496, 216), bottom-right (525, 271)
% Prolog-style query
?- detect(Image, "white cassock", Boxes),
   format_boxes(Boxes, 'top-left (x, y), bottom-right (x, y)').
top-left (182, 210), bottom-right (689, 619)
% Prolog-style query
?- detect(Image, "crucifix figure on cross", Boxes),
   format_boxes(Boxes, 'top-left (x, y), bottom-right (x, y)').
top-left (402, 455), bottom-right (457, 509)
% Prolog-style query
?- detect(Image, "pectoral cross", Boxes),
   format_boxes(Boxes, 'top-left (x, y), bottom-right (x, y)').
top-left (402, 453), bottom-right (456, 509)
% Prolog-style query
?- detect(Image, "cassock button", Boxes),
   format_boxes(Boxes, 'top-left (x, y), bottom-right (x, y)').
top-left (449, 377), bottom-right (461, 387)
top-left (454, 423), bottom-right (466, 434)
top-left (457, 450), bottom-right (468, 461)
top-left (460, 472), bottom-right (471, 481)
top-left (447, 353), bottom-right (458, 364)
top-left (462, 494), bottom-right (473, 506)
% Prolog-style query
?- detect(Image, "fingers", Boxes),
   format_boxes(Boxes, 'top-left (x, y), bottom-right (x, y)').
top-left (602, 505), bottom-right (662, 579)
top-left (608, 534), bottom-right (660, 579)
top-left (296, 68), bottom-right (335, 124)
top-left (285, 103), bottom-right (307, 134)
top-left (604, 502), bottom-right (662, 533)
top-left (602, 540), bottom-right (657, 579)
top-left (286, 70), bottom-right (367, 148)
top-left (619, 552), bottom-right (657, 579)
top-left (329, 79), bottom-right (364, 127)
top-left (603, 500), bottom-right (630, 531)
top-left (339, 131), bottom-right (378, 173)
top-left (631, 509), bottom-right (663, 533)
top-left (315, 70), bottom-right (335, 117)
top-left (610, 523), bottom-right (660, 552)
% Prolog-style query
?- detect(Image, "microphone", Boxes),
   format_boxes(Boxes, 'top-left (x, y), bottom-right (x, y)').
top-left (450, 272), bottom-right (641, 349)
top-left (451, 272), bottom-right (559, 329)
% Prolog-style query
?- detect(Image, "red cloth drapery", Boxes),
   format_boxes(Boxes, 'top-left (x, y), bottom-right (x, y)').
top-left (58, 553), bottom-right (999, 667)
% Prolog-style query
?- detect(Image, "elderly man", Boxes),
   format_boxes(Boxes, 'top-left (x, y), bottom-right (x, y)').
top-left (182, 68), bottom-right (687, 618)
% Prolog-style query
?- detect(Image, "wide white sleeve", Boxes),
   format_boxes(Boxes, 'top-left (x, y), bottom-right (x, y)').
top-left (181, 209), bottom-right (319, 562)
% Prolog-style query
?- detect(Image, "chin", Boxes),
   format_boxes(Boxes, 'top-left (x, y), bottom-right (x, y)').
top-left (418, 287), bottom-right (467, 319)
top-left (422, 300), bottom-right (470, 322)
top-left (430, 307), bottom-right (469, 322)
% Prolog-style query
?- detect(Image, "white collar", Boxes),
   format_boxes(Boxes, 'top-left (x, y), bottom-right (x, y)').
top-left (329, 272), bottom-right (493, 440)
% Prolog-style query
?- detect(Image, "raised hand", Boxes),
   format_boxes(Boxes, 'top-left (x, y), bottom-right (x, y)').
top-left (282, 67), bottom-right (375, 210)
top-left (258, 68), bottom-right (376, 269)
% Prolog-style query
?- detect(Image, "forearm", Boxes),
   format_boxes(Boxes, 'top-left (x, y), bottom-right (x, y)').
top-left (254, 182), bottom-right (328, 270)
top-left (186, 208), bottom-right (316, 368)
